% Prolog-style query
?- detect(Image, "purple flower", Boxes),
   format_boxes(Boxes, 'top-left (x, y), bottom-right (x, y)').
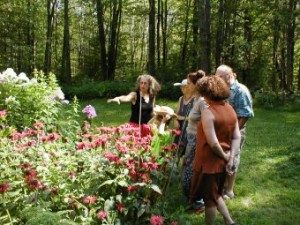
top-left (82, 105), bottom-right (97, 119)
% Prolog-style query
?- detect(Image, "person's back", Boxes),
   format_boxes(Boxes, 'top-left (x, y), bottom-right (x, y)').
top-left (194, 101), bottom-right (237, 173)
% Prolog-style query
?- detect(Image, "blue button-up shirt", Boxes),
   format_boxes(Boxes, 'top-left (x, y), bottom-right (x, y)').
top-left (229, 80), bottom-right (254, 118)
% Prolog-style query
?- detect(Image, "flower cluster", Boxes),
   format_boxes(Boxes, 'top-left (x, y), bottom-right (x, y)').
top-left (82, 104), bottom-right (97, 119)
top-left (0, 118), bottom-right (177, 224)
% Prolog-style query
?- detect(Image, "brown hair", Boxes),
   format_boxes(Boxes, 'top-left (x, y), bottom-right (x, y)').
top-left (196, 75), bottom-right (230, 101)
top-left (187, 69), bottom-right (206, 85)
top-left (135, 74), bottom-right (161, 96)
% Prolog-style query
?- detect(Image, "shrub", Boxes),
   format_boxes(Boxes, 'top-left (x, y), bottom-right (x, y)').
top-left (254, 91), bottom-right (300, 109)
top-left (0, 68), bottom-right (75, 131)
top-left (63, 79), bottom-right (134, 100)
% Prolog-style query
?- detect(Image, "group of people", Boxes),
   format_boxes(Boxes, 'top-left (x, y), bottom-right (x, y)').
top-left (107, 64), bottom-right (254, 225)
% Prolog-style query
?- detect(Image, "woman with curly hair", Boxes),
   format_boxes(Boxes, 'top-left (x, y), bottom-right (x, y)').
top-left (107, 74), bottom-right (161, 137)
top-left (190, 75), bottom-right (240, 225)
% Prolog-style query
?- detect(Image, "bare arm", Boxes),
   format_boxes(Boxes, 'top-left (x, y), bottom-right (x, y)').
top-left (238, 117), bottom-right (249, 129)
top-left (226, 121), bottom-right (241, 175)
top-left (107, 92), bottom-right (136, 104)
top-left (201, 108), bottom-right (229, 161)
top-left (173, 97), bottom-right (182, 130)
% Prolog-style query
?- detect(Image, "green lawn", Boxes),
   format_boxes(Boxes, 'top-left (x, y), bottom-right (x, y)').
top-left (79, 99), bottom-right (300, 225)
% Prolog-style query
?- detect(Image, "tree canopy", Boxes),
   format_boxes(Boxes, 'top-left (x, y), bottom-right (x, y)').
top-left (0, 0), bottom-right (299, 92)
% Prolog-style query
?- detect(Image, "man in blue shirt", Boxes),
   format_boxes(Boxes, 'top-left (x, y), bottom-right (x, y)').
top-left (216, 64), bottom-right (254, 199)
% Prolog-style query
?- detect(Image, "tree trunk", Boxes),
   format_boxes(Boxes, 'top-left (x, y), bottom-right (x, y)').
top-left (44, 0), bottom-right (56, 75)
top-left (162, 0), bottom-right (168, 67)
top-left (148, 0), bottom-right (156, 76)
top-left (157, 0), bottom-right (161, 67)
top-left (242, 6), bottom-right (252, 84)
top-left (61, 0), bottom-right (71, 83)
top-left (199, 0), bottom-right (211, 73)
top-left (96, 0), bottom-right (108, 80)
top-left (215, 0), bottom-right (224, 67)
top-left (272, 0), bottom-right (280, 91)
top-left (107, 0), bottom-right (122, 81)
top-left (181, 0), bottom-right (192, 66)
top-left (286, 0), bottom-right (296, 92)
top-left (27, 0), bottom-right (35, 75)
top-left (192, 0), bottom-right (200, 70)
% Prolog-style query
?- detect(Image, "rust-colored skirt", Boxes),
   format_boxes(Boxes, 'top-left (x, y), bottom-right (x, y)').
top-left (190, 170), bottom-right (226, 207)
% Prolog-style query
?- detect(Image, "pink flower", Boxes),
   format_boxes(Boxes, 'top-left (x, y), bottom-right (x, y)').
top-left (83, 195), bottom-right (97, 204)
top-left (150, 215), bottom-right (163, 225)
top-left (97, 210), bottom-right (107, 220)
top-left (68, 171), bottom-right (76, 177)
top-left (0, 183), bottom-right (10, 193)
top-left (0, 110), bottom-right (7, 118)
top-left (33, 122), bottom-right (44, 129)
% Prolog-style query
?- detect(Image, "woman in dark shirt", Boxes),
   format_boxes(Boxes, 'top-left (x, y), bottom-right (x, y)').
top-left (107, 74), bottom-right (161, 136)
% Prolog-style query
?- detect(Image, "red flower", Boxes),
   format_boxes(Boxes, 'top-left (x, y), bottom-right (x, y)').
top-left (97, 210), bottom-right (107, 220)
top-left (127, 185), bottom-right (138, 192)
top-left (19, 162), bottom-right (32, 170)
top-left (150, 215), bottom-right (163, 225)
top-left (83, 195), bottom-right (97, 204)
top-left (116, 203), bottom-right (123, 212)
top-left (0, 183), bottom-right (10, 193)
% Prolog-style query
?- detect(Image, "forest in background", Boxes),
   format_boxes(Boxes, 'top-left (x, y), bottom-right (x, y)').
top-left (0, 0), bottom-right (299, 93)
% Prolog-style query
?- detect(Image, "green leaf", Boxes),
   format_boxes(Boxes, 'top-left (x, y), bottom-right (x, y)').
top-left (150, 184), bottom-right (162, 195)
top-left (117, 180), bottom-right (128, 187)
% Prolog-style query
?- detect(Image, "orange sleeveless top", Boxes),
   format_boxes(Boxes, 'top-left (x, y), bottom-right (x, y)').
top-left (193, 100), bottom-right (237, 174)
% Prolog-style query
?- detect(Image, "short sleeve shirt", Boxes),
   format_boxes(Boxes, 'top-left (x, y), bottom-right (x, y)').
top-left (229, 80), bottom-right (254, 118)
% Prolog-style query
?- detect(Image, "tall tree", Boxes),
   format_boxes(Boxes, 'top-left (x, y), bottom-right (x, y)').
top-left (199, 0), bottom-right (211, 73)
top-left (96, 0), bottom-right (108, 80)
top-left (61, 0), bottom-right (71, 83)
top-left (286, 0), bottom-right (296, 92)
top-left (181, 0), bottom-right (192, 66)
top-left (162, 0), bottom-right (168, 67)
top-left (157, 0), bottom-right (161, 67)
top-left (215, 0), bottom-right (225, 68)
top-left (191, 0), bottom-right (200, 69)
top-left (241, 1), bottom-right (252, 83)
top-left (148, 0), bottom-right (156, 75)
top-left (107, 0), bottom-right (122, 81)
top-left (44, 0), bottom-right (57, 75)
top-left (272, 0), bottom-right (280, 91)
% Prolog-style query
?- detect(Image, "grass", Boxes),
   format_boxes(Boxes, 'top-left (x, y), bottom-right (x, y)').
top-left (79, 99), bottom-right (300, 225)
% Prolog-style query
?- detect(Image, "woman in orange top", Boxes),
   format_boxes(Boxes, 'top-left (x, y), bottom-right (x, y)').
top-left (190, 75), bottom-right (241, 225)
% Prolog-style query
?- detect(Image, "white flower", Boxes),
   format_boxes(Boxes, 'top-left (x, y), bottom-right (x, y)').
top-left (5, 96), bottom-right (17, 105)
top-left (2, 68), bottom-right (18, 82)
top-left (0, 73), bottom-right (4, 83)
top-left (30, 78), bottom-right (38, 84)
top-left (52, 89), bottom-right (65, 100)
top-left (18, 72), bottom-right (30, 83)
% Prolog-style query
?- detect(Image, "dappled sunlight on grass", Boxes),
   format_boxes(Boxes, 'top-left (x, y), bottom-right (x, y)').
top-left (75, 99), bottom-right (300, 225)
